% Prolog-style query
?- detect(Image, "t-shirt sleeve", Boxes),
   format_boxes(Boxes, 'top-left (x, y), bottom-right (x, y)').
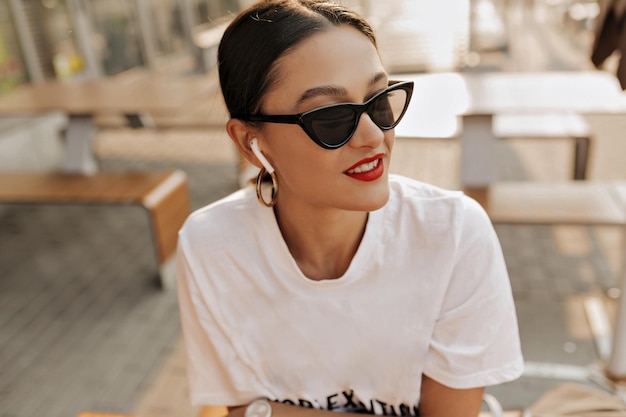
top-left (176, 235), bottom-right (265, 406)
top-left (422, 196), bottom-right (524, 389)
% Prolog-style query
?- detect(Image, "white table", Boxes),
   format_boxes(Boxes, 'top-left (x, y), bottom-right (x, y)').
top-left (395, 70), bottom-right (626, 186)
top-left (0, 74), bottom-right (213, 174)
top-left (393, 70), bottom-right (626, 386)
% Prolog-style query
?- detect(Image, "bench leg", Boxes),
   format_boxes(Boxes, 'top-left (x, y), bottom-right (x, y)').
top-left (463, 186), bottom-right (490, 211)
top-left (461, 114), bottom-right (497, 188)
top-left (159, 255), bottom-right (177, 290)
top-left (62, 115), bottom-right (98, 174)
top-left (143, 170), bottom-right (191, 290)
top-left (573, 136), bottom-right (590, 180)
top-left (125, 112), bottom-right (155, 129)
top-left (607, 226), bottom-right (626, 381)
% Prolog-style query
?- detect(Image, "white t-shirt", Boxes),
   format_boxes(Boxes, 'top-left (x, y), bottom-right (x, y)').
top-left (177, 174), bottom-right (524, 413)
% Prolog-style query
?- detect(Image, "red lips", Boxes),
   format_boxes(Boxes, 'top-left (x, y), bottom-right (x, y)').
top-left (344, 154), bottom-right (385, 182)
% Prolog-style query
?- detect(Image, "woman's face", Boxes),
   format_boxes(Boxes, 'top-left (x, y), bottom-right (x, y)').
top-left (256, 25), bottom-right (392, 213)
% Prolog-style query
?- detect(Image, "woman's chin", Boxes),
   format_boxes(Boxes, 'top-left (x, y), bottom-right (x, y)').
top-left (341, 182), bottom-right (391, 212)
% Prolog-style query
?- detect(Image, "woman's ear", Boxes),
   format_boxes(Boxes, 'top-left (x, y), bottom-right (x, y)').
top-left (226, 118), bottom-right (261, 168)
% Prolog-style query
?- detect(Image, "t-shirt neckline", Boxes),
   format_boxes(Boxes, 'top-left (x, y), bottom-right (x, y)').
top-left (257, 202), bottom-right (385, 290)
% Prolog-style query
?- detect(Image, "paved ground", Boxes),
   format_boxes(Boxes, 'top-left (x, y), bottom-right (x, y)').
top-left (0, 157), bottom-right (239, 417)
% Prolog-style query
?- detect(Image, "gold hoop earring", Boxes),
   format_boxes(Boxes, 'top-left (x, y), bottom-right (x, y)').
top-left (255, 166), bottom-right (278, 207)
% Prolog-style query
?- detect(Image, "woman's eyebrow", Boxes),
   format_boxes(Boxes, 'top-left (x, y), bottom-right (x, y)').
top-left (296, 72), bottom-right (388, 105)
top-left (297, 85), bottom-right (347, 104)
top-left (369, 71), bottom-right (388, 86)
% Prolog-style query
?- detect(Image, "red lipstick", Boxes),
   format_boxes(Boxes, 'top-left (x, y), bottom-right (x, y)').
top-left (344, 154), bottom-right (385, 182)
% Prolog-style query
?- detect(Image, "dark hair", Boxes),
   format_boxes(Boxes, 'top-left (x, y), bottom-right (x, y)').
top-left (217, 0), bottom-right (377, 119)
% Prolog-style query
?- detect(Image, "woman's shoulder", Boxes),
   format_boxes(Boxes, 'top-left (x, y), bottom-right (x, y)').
top-left (386, 174), bottom-right (490, 228)
top-left (179, 186), bottom-right (258, 244)
top-left (388, 174), bottom-right (462, 199)
top-left (383, 175), bottom-right (499, 268)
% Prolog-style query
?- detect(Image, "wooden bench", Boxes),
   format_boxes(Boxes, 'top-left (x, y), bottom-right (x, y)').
top-left (485, 181), bottom-right (626, 226)
top-left (493, 113), bottom-right (592, 180)
top-left (397, 111), bottom-right (593, 181)
top-left (92, 77), bottom-right (227, 130)
top-left (479, 180), bottom-right (626, 382)
top-left (0, 169), bottom-right (190, 289)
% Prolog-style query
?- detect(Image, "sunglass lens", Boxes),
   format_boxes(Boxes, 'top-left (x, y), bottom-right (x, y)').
top-left (305, 85), bottom-right (410, 148)
top-left (309, 107), bottom-right (356, 146)
top-left (370, 89), bottom-right (408, 128)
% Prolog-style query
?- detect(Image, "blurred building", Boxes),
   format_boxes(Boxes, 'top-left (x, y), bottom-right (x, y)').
top-left (339, 0), bottom-right (472, 72)
top-left (0, 0), bottom-right (605, 93)
top-left (0, 0), bottom-right (244, 90)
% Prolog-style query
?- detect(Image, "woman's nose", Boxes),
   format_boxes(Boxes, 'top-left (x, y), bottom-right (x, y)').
top-left (349, 113), bottom-right (386, 148)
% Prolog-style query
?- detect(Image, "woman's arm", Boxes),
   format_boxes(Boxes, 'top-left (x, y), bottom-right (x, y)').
top-left (226, 375), bottom-right (484, 417)
top-left (418, 374), bottom-right (484, 417)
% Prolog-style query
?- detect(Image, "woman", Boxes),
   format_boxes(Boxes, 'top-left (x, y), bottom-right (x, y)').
top-left (176, 1), bottom-right (524, 416)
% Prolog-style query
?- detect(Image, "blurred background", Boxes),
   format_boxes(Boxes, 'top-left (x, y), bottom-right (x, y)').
top-left (1, 1), bottom-right (626, 417)
top-left (0, 0), bottom-right (609, 85)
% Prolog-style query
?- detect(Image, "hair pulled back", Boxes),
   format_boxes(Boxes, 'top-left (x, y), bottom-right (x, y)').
top-left (217, 0), bottom-right (376, 119)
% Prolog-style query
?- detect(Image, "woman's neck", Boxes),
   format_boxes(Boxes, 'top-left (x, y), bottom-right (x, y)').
top-left (273, 203), bottom-right (368, 281)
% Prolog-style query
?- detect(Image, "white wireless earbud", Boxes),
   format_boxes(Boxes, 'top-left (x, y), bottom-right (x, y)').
top-left (250, 138), bottom-right (275, 174)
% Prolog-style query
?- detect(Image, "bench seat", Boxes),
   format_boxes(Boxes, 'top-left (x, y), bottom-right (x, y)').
top-left (0, 169), bottom-right (190, 289)
top-left (486, 181), bottom-right (626, 225)
top-left (492, 112), bottom-right (592, 181)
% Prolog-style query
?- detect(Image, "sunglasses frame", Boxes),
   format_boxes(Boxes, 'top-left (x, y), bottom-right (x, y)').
top-left (239, 80), bottom-right (414, 149)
